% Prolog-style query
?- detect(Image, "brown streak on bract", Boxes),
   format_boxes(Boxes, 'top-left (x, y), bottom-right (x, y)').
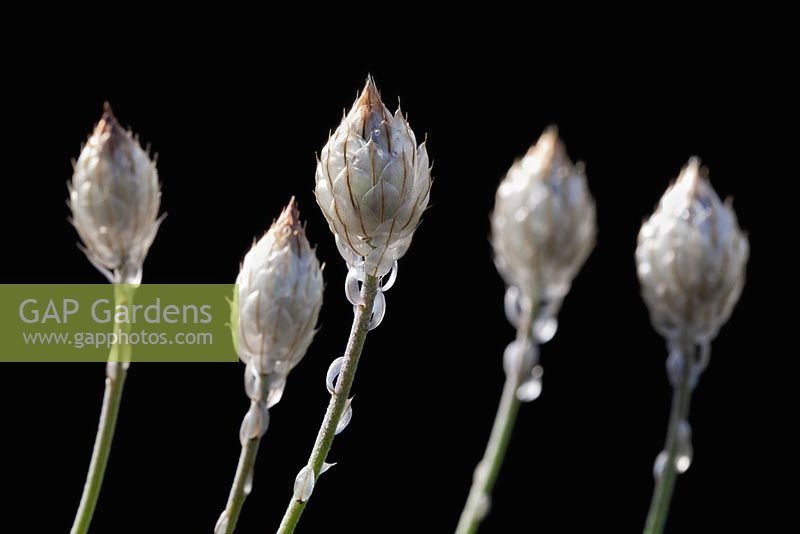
top-left (326, 129), bottom-right (358, 254)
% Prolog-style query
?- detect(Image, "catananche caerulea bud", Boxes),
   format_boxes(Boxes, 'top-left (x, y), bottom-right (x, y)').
top-left (232, 198), bottom-right (324, 406)
top-left (69, 104), bottom-right (161, 283)
top-left (491, 127), bottom-right (596, 306)
top-left (636, 158), bottom-right (748, 342)
top-left (315, 77), bottom-right (433, 278)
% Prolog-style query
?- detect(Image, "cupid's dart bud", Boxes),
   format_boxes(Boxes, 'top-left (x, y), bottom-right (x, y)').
top-left (491, 127), bottom-right (596, 307)
top-left (69, 104), bottom-right (162, 283)
top-left (315, 77), bottom-right (433, 277)
top-left (636, 158), bottom-right (749, 343)
top-left (233, 198), bottom-right (324, 408)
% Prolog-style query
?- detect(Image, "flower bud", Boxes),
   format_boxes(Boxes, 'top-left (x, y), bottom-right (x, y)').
top-left (69, 104), bottom-right (162, 283)
top-left (315, 77), bottom-right (433, 277)
top-left (636, 158), bottom-right (748, 342)
top-left (491, 127), bottom-right (596, 304)
top-left (233, 199), bottom-right (324, 379)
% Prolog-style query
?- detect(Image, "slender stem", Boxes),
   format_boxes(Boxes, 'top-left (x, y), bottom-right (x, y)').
top-left (218, 402), bottom-right (263, 534)
top-left (455, 372), bottom-right (522, 534)
top-left (71, 283), bottom-right (135, 534)
top-left (276, 275), bottom-right (379, 534)
top-left (643, 342), bottom-right (694, 534)
top-left (455, 305), bottom-right (535, 534)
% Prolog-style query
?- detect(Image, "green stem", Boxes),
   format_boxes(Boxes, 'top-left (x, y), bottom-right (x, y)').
top-left (71, 283), bottom-right (135, 534)
top-left (643, 342), bottom-right (694, 534)
top-left (276, 275), bottom-right (379, 534)
top-left (455, 372), bottom-right (522, 534)
top-left (455, 304), bottom-right (535, 534)
top-left (218, 403), bottom-right (263, 533)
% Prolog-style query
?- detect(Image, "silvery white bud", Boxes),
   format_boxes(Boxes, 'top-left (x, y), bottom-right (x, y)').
top-left (491, 127), bottom-right (596, 304)
top-left (68, 104), bottom-right (162, 283)
top-left (315, 77), bottom-right (433, 277)
top-left (636, 158), bottom-right (749, 342)
top-left (233, 199), bottom-right (324, 378)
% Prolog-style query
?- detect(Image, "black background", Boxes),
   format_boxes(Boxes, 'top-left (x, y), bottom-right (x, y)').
top-left (0, 40), bottom-right (788, 533)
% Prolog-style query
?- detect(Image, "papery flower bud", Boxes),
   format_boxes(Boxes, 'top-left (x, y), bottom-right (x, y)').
top-left (69, 104), bottom-right (162, 283)
top-left (491, 127), bottom-right (596, 304)
top-left (233, 199), bottom-right (324, 383)
top-left (636, 158), bottom-right (748, 342)
top-left (315, 77), bottom-right (433, 277)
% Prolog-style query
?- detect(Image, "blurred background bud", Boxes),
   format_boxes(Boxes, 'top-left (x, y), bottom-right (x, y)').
top-left (69, 104), bottom-right (162, 283)
top-left (491, 127), bottom-right (596, 307)
top-left (636, 158), bottom-right (749, 343)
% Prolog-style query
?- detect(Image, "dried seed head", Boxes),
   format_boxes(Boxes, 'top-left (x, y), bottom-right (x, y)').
top-left (491, 127), bottom-right (596, 304)
top-left (68, 104), bottom-right (162, 283)
top-left (636, 158), bottom-right (749, 342)
top-left (315, 77), bottom-right (433, 277)
top-left (233, 199), bottom-right (324, 380)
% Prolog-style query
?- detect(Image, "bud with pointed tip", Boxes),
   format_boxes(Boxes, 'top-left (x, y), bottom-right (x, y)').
top-left (233, 199), bottom-right (324, 387)
top-left (636, 158), bottom-right (748, 342)
top-left (68, 105), bottom-right (162, 283)
top-left (315, 77), bottom-right (433, 277)
top-left (491, 127), bottom-right (596, 305)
